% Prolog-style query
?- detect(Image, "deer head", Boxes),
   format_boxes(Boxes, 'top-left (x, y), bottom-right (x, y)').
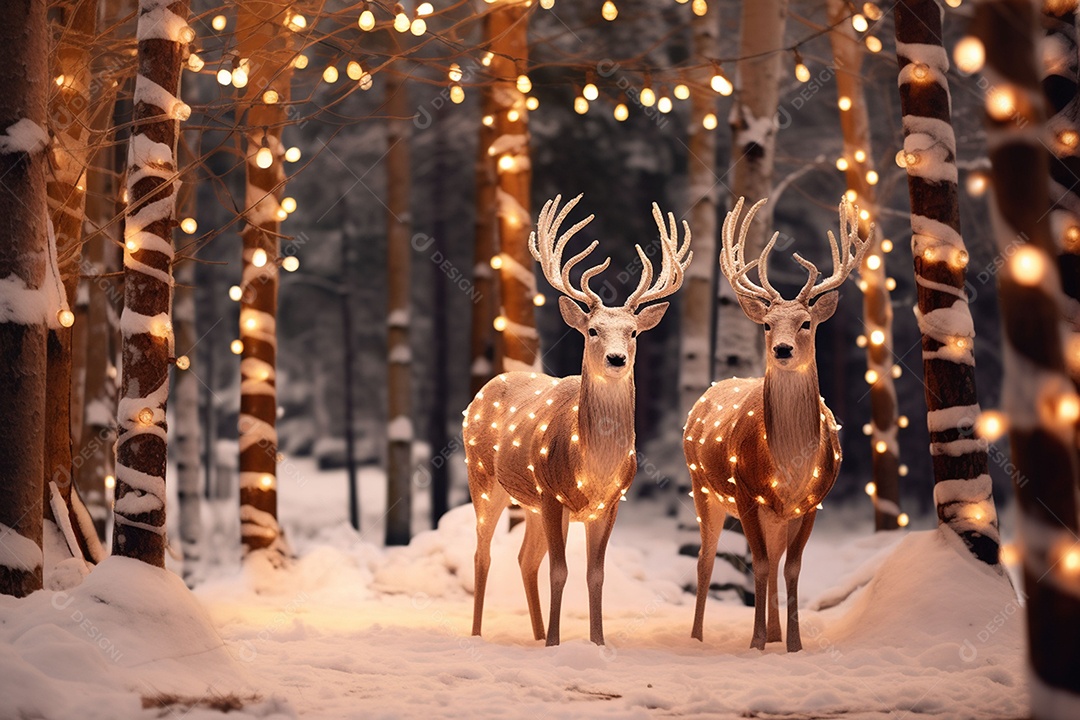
top-left (720, 197), bottom-right (870, 372)
top-left (529, 194), bottom-right (692, 379)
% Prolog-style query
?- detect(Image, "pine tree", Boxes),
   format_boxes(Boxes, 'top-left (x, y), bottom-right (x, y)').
top-left (0, 0), bottom-right (49, 597)
top-left (894, 0), bottom-right (1001, 566)
top-left (112, 0), bottom-right (190, 566)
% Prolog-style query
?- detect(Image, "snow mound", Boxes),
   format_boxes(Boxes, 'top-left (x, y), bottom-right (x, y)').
top-left (0, 557), bottom-right (284, 719)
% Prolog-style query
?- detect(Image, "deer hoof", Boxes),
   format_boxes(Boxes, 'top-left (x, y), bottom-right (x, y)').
top-left (749, 636), bottom-right (766, 651)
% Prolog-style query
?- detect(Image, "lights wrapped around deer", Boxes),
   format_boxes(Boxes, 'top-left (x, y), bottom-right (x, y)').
top-left (686, 197), bottom-right (869, 652)
top-left (464, 194), bottom-right (692, 646)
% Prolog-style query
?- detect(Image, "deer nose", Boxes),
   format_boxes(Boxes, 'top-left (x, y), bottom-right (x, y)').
top-left (774, 344), bottom-right (793, 360)
top-left (606, 353), bottom-right (627, 367)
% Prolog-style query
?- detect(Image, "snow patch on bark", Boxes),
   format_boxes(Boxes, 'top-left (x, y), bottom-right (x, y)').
top-left (0, 118), bottom-right (49, 155)
top-left (0, 523), bottom-right (43, 571)
top-left (388, 416), bottom-right (414, 442)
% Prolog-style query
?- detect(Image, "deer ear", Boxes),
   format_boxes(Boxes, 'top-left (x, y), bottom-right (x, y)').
top-left (737, 295), bottom-right (769, 324)
top-left (559, 296), bottom-right (590, 332)
top-left (635, 302), bottom-right (669, 331)
top-left (810, 291), bottom-right (839, 324)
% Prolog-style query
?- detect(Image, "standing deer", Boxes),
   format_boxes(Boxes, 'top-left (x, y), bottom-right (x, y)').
top-left (465, 194), bottom-right (691, 646)
top-left (685, 197), bottom-right (869, 652)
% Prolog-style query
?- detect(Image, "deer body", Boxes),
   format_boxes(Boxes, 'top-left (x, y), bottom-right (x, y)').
top-left (467, 195), bottom-right (690, 646)
top-left (688, 197), bottom-right (867, 652)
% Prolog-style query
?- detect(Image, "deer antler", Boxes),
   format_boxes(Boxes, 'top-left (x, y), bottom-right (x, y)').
top-left (529, 194), bottom-right (610, 308)
top-left (624, 203), bottom-right (693, 310)
top-left (720, 197), bottom-right (783, 304)
top-left (794, 198), bottom-right (872, 303)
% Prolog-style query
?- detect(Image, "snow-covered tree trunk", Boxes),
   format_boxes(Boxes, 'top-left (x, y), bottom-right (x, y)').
top-left (894, 0), bottom-right (1001, 567)
top-left (1042, 4), bottom-right (1080, 370)
top-left (0, 0), bottom-right (49, 597)
top-left (680, 2), bottom-right (719, 416)
top-left (237, 1), bottom-right (292, 560)
top-left (112, 0), bottom-right (189, 567)
top-left (174, 152), bottom-right (200, 586)
top-left (828, 0), bottom-right (900, 530)
top-left (385, 65), bottom-right (413, 547)
top-left (470, 86), bottom-right (500, 395)
top-left (44, 0), bottom-right (101, 566)
top-left (974, 0), bottom-right (1080, 713)
top-left (715, 0), bottom-right (789, 379)
top-left (487, 3), bottom-right (537, 373)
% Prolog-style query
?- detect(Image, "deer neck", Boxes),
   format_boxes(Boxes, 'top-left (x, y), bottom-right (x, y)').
top-left (577, 369), bottom-right (636, 454)
top-left (763, 362), bottom-right (822, 478)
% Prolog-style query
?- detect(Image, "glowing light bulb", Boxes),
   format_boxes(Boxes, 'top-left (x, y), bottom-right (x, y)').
top-left (212, 14), bottom-right (227, 31)
top-left (836, 157), bottom-right (849, 171)
top-left (976, 410), bottom-right (1007, 440)
top-left (260, 474), bottom-right (274, 488)
top-left (497, 155), bottom-right (515, 171)
top-left (657, 96), bottom-right (673, 113)
top-left (252, 248), bottom-right (268, 267)
top-left (187, 54), bottom-right (204, 72)
top-left (541, 0), bottom-right (555, 7)
top-left (138, 407), bottom-right (155, 425)
top-left (702, 112), bottom-right (718, 130)
top-left (865, 36), bottom-right (882, 53)
top-left (394, 12), bottom-right (410, 32)
top-left (874, 440), bottom-right (887, 453)
top-left (180, 217), bottom-right (197, 234)
top-left (954, 36), bottom-right (985, 75)
top-left (533, 293), bottom-right (546, 306)
top-left (229, 285), bottom-right (243, 302)
top-left (1059, 394), bottom-right (1080, 423)
top-left (217, 68), bottom-right (232, 85)
top-left (851, 13), bottom-right (868, 32)
top-left (911, 63), bottom-right (929, 80)
top-left (886, 277), bottom-right (897, 290)
top-left (674, 83), bottom-right (690, 100)
top-left (710, 73), bottom-right (732, 96)
top-left (282, 256), bottom-right (300, 272)
top-left (417, 2), bottom-right (434, 16)
top-left (691, 0), bottom-right (707, 15)
top-left (898, 415), bottom-right (909, 428)
top-left (410, 18), bottom-right (427, 35)
top-left (359, 10), bottom-right (375, 30)
top-left (57, 309), bottom-right (75, 328)
top-left (450, 85), bottom-right (465, 104)
top-left (583, 82), bottom-right (599, 101)
top-left (179, 26), bottom-right (196, 43)
top-left (255, 146), bottom-right (273, 169)
top-left (493, 315), bottom-right (508, 331)
top-left (175, 355), bottom-right (190, 370)
top-left (574, 96), bottom-right (589, 114)
top-left (866, 170), bottom-right (879, 185)
top-left (854, 149), bottom-right (866, 162)
top-left (490, 255), bottom-right (503, 270)
top-left (899, 464), bottom-right (909, 477)
top-left (482, 114), bottom-right (495, 127)
top-left (104, 474), bottom-right (115, 489)
top-left (347, 61), bottom-right (364, 81)
top-left (856, 334), bottom-right (868, 348)
top-left (231, 67), bottom-right (248, 88)
top-left (602, 0), bottom-right (618, 21)
top-left (1010, 246), bottom-right (1045, 285)
top-left (865, 369), bottom-right (879, 384)
top-left (845, 189), bottom-right (858, 202)
top-left (870, 329), bottom-right (885, 345)
top-left (293, 54), bottom-right (309, 69)
top-left (286, 12), bottom-right (306, 31)
top-left (865, 481), bottom-right (877, 496)
top-left (986, 87), bottom-right (1016, 121)
top-left (614, 103), bottom-right (629, 121)
top-left (838, 95), bottom-right (852, 111)
top-left (285, 147), bottom-right (301, 163)
top-left (526, 96), bottom-right (539, 110)
top-left (897, 513), bottom-right (909, 527)
top-left (640, 87), bottom-right (656, 106)
top-left (231, 339), bottom-right (244, 354)
top-left (515, 74), bottom-right (532, 93)
top-left (866, 254), bottom-right (882, 270)
top-left (323, 65), bottom-right (339, 83)
top-left (281, 197), bottom-right (297, 213)
top-left (882, 239), bottom-right (894, 253)
top-left (795, 62), bottom-right (810, 83)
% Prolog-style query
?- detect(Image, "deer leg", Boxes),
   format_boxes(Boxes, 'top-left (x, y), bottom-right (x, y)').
top-left (585, 509), bottom-right (616, 646)
top-left (740, 504), bottom-right (770, 651)
top-left (471, 481), bottom-right (508, 637)
top-left (542, 494), bottom-right (569, 647)
top-left (784, 510), bottom-right (817, 652)
top-left (691, 486), bottom-right (726, 641)
top-left (764, 516), bottom-right (786, 644)
top-left (518, 509), bottom-right (548, 641)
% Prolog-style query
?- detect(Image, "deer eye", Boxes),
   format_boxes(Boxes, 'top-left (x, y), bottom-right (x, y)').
top-left (588, 328), bottom-right (598, 337)
top-left (801, 321), bottom-right (811, 330)
top-left (763, 323), bottom-right (771, 331)
top-left (631, 330), bottom-right (637, 338)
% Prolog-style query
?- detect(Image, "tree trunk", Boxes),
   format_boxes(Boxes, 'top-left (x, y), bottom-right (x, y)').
top-left (237, 1), bottom-right (292, 560)
top-left (680, 2), bottom-right (719, 416)
top-left (470, 85), bottom-right (500, 395)
top-left (112, 0), bottom-right (189, 567)
top-left (715, 0), bottom-right (789, 379)
top-left (827, 0), bottom-right (900, 530)
top-left (174, 141), bottom-right (200, 586)
top-left (44, 0), bottom-right (100, 566)
top-left (487, 4), bottom-right (537, 373)
top-left (894, 0), bottom-right (1001, 567)
top-left (385, 64), bottom-right (413, 547)
top-left (429, 105), bottom-right (451, 527)
top-left (974, 1), bottom-right (1080, 714)
top-left (0, 0), bottom-right (49, 598)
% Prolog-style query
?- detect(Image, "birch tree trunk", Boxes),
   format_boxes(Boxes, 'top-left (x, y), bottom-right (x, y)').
top-left (44, 0), bottom-right (101, 566)
top-left (680, 2), bottom-right (719, 416)
top-left (974, 1), bottom-right (1080, 714)
top-left (385, 64), bottom-right (413, 547)
top-left (715, 0), bottom-right (788, 379)
top-left (828, 0), bottom-right (900, 530)
top-left (0, 0), bottom-right (49, 597)
top-left (894, 0), bottom-right (1001, 567)
top-left (174, 143), bottom-right (200, 586)
top-left (112, 0), bottom-right (189, 567)
top-left (470, 84), bottom-right (500, 395)
top-left (237, 1), bottom-right (292, 560)
top-left (487, 3), bottom-right (537, 373)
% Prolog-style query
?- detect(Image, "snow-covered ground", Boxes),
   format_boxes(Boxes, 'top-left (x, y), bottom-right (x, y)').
top-left (0, 456), bottom-right (1027, 719)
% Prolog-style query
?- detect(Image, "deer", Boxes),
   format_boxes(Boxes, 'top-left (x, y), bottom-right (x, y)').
top-left (464, 194), bottom-right (691, 647)
top-left (685, 196), bottom-right (869, 652)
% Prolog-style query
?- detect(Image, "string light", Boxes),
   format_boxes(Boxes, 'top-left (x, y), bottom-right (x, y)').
top-left (911, 63), bottom-right (929, 81)
top-left (533, 294), bottom-right (546, 306)
top-left (212, 14), bottom-right (227, 31)
top-left (865, 369), bottom-right (879, 384)
top-left (285, 12), bottom-right (307, 31)
top-left (229, 285), bottom-right (243, 301)
top-left (856, 334), bottom-right (868, 348)
top-left (493, 315), bottom-right (508, 331)
top-left (187, 54), bottom-right (204, 72)
top-left (657, 96), bottom-right (673, 113)
top-left (640, 86), bottom-right (656, 106)
top-left (281, 197), bottom-right (297, 213)
top-left (526, 96), bottom-right (539, 110)
top-left (57, 309), bottom-right (75, 328)
top-left (417, 2), bottom-right (434, 16)
top-left (870, 329), bottom-right (885, 345)
top-left (583, 82), bottom-right (599, 101)
top-left (898, 415), bottom-right (909, 428)
top-left (104, 474), bottom-right (115, 490)
top-left (1010, 246), bottom-right (1045, 285)
top-left (866, 170), bottom-right (879, 185)
top-left (898, 464), bottom-right (909, 477)
top-left (175, 355), bottom-right (190, 370)
top-left (180, 217), bottom-right (197, 234)
top-left (179, 26), bottom-right (196, 43)
top-left (702, 112), bottom-right (717, 130)
top-left (231, 339), bottom-right (244, 354)
top-left (866, 254), bottom-right (882, 270)
top-left (260, 474), bottom-right (275, 488)
top-left (293, 54), bottom-right (309, 69)
top-left (358, 9), bottom-right (375, 30)
top-left (882, 239), bottom-right (893, 253)
top-left (851, 13), bottom-right (868, 32)
top-left (138, 408), bottom-right (155, 425)
top-left (691, 0), bottom-right (707, 16)
top-left (794, 50), bottom-right (810, 82)
top-left (410, 18), bottom-right (427, 35)
top-left (986, 87), bottom-right (1016, 121)
top-left (262, 89), bottom-right (279, 104)
top-left (255, 146), bottom-right (273, 169)
top-left (602, 0), bottom-right (618, 21)
top-left (865, 481), bottom-right (876, 496)
top-left (897, 513), bottom-right (909, 527)
top-left (674, 83), bottom-right (690, 100)
top-left (574, 96), bottom-right (589, 114)
top-left (252, 248), bottom-right (268, 267)
top-left (836, 157), bottom-right (849, 171)
top-left (954, 36), bottom-right (985, 74)
top-left (838, 96), bottom-right (852, 111)
top-left (217, 68), bottom-right (231, 85)
top-left (710, 69), bottom-right (733, 96)
top-left (450, 85), bottom-right (465, 103)
top-left (853, 149), bottom-right (866, 162)
top-left (1058, 394), bottom-right (1080, 423)
top-left (232, 67), bottom-right (248, 88)
top-left (976, 410), bottom-right (1007, 441)
top-left (348, 61), bottom-right (365, 81)
top-left (865, 36), bottom-right (882, 53)
top-left (516, 74), bottom-right (532, 93)
top-left (285, 147), bottom-right (301, 162)
top-left (282, 256), bottom-right (300, 272)
top-left (885, 277), bottom-right (896, 290)
top-left (323, 65), bottom-right (339, 83)
top-left (393, 12), bottom-right (410, 32)
top-left (614, 103), bottom-right (629, 121)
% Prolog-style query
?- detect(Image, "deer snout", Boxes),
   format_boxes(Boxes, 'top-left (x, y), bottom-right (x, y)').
top-left (606, 353), bottom-right (627, 367)
top-left (773, 343), bottom-right (793, 360)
